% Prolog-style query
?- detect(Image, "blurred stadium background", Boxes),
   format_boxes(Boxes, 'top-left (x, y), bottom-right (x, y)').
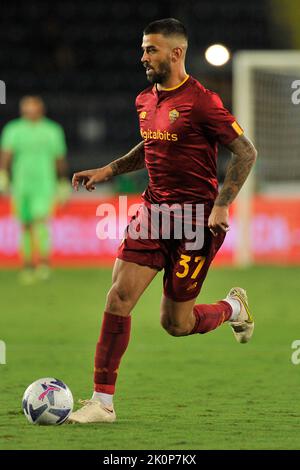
top-left (1, 0), bottom-right (300, 451)
top-left (0, 0), bottom-right (299, 267)
top-left (0, 0), bottom-right (300, 265)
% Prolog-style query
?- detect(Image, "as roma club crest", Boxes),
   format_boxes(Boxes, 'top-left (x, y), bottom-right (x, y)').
top-left (169, 109), bottom-right (179, 123)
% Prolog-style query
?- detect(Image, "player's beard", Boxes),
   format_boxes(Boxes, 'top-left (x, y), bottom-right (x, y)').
top-left (146, 60), bottom-right (171, 85)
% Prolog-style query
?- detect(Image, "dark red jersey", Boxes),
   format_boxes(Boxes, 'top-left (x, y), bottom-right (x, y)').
top-left (136, 75), bottom-right (243, 221)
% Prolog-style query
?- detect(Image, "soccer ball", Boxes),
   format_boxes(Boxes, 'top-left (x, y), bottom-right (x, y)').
top-left (22, 377), bottom-right (73, 425)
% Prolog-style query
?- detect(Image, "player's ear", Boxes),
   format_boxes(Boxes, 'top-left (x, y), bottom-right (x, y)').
top-left (171, 47), bottom-right (183, 62)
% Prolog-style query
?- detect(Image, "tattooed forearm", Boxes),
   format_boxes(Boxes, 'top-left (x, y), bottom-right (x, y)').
top-left (109, 141), bottom-right (145, 176)
top-left (215, 135), bottom-right (257, 206)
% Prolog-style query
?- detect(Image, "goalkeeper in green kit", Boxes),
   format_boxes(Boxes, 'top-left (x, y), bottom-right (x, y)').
top-left (0, 96), bottom-right (69, 283)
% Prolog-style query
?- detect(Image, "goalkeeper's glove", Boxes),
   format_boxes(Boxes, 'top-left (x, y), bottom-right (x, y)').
top-left (0, 169), bottom-right (9, 194)
top-left (56, 178), bottom-right (71, 205)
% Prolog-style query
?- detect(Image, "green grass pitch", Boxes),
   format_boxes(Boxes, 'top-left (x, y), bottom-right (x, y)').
top-left (0, 266), bottom-right (300, 450)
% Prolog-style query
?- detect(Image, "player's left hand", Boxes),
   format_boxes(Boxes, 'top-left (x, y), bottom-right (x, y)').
top-left (208, 205), bottom-right (230, 236)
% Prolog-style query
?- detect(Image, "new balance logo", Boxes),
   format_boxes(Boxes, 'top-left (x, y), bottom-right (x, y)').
top-left (187, 282), bottom-right (198, 291)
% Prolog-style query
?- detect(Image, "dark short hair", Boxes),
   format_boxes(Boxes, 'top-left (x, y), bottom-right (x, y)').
top-left (143, 18), bottom-right (188, 41)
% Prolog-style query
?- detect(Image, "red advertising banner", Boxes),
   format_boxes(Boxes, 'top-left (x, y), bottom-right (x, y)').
top-left (0, 195), bottom-right (299, 266)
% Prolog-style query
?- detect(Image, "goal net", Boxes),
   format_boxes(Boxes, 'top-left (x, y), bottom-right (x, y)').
top-left (232, 51), bottom-right (300, 265)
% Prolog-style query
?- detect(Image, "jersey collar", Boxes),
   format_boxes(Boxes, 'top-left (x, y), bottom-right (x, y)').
top-left (158, 74), bottom-right (190, 92)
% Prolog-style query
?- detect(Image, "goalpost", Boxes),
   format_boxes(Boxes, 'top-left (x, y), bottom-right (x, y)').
top-left (232, 51), bottom-right (300, 266)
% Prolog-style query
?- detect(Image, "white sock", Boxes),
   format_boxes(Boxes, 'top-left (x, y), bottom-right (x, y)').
top-left (224, 298), bottom-right (241, 321)
top-left (92, 392), bottom-right (113, 407)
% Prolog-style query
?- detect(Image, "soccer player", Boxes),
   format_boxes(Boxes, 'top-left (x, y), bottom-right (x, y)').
top-left (0, 96), bottom-right (68, 283)
top-left (69, 18), bottom-right (257, 424)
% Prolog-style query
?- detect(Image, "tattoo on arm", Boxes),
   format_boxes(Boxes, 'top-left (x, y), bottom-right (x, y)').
top-left (215, 134), bottom-right (257, 206)
top-left (110, 141), bottom-right (145, 176)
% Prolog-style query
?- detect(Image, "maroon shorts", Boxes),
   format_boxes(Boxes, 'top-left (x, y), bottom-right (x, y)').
top-left (117, 204), bottom-right (225, 302)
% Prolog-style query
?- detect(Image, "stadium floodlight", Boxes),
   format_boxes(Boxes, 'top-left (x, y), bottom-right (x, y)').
top-left (233, 51), bottom-right (300, 266)
top-left (205, 44), bottom-right (230, 66)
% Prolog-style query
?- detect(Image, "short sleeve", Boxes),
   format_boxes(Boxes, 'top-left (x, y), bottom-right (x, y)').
top-left (0, 122), bottom-right (16, 152)
top-left (192, 90), bottom-right (243, 146)
top-left (53, 125), bottom-right (67, 158)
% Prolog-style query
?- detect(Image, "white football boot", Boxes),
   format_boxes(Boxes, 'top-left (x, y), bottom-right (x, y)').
top-left (67, 400), bottom-right (116, 424)
top-left (227, 287), bottom-right (254, 344)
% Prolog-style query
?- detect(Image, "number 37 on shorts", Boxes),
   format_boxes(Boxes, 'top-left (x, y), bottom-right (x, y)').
top-left (175, 254), bottom-right (206, 279)
top-left (163, 253), bottom-right (210, 302)
top-left (164, 230), bottom-right (225, 301)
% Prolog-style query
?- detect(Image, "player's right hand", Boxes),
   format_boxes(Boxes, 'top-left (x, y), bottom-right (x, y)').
top-left (72, 166), bottom-right (113, 192)
top-left (208, 204), bottom-right (230, 236)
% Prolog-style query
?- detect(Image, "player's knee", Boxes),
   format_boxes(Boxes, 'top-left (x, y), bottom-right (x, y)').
top-left (165, 325), bottom-right (189, 337)
top-left (105, 283), bottom-right (133, 316)
top-left (160, 316), bottom-right (189, 337)
top-left (160, 314), bottom-right (169, 332)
